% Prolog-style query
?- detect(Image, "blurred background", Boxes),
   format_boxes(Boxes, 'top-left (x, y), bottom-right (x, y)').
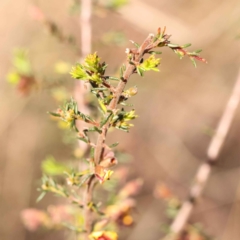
top-left (1, 0), bottom-right (240, 240)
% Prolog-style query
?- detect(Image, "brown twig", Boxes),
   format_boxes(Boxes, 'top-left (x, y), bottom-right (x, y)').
top-left (78, 1), bottom-right (92, 239)
top-left (83, 175), bottom-right (95, 237)
top-left (82, 32), bottom-right (163, 237)
top-left (94, 33), bottom-right (156, 166)
top-left (163, 70), bottom-right (240, 240)
top-left (75, 0), bottom-right (92, 152)
top-left (78, 28), bottom-right (205, 237)
top-left (80, 34), bottom-right (163, 239)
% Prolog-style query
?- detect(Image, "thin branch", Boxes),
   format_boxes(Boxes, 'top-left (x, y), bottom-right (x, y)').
top-left (94, 34), bottom-right (155, 165)
top-left (83, 175), bottom-right (95, 237)
top-left (69, 27), bottom-right (205, 237)
top-left (80, 0), bottom-right (92, 57)
top-left (163, 70), bottom-right (240, 239)
top-left (78, 1), bottom-right (93, 239)
top-left (82, 33), bottom-right (162, 236)
top-left (75, 0), bottom-right (92, 152)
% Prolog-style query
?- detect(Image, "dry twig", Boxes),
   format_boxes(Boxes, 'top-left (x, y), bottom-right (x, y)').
top-left (77, 1), bottom-right (92, 238)
top-left (163, 70), bottom-right (240, 240)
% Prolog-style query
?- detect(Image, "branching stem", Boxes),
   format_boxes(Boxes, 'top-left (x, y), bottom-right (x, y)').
top-left (94, 34), bottom-right (155, 166)
top-left (84, 175), bottom-right (95, 238)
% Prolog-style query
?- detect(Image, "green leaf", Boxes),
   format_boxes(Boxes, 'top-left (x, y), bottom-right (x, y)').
top-left (194, 49), bottom-right (202, 53)
top-left (98, 99), bottom-right (107, 113)
top-left (117, 126), bottom-right (129, 132)
top-left (70, 119), bottom-right (76, 129)
top-left (36, 191), bottom-right (46, 202)
top-left (108, 76), bottom-right (120, 81)
top-left (90, 203), bottom-right (105, 216)
top-left (88, 127), bottom-right (102, 134)
top-left (136, 67), bottom-right (144, 76)
top-left (100, 111), bottom-right (113, 127)
top-left (101, 62), bottom-right (108, 71)
top-left (148, 51), bottom-right (162, 55)
top-left (48, 111), bottom-right (61, 117)
top-left (97, 106), bottom-right (105, 116)
top-left (190, 57), bottom-right (197, 68)
top-left (181, 43), bottom-right (191, 48)
top-left (49, 177), bottom-right (56, 187)
top-left (167, 43), bottom-right (179, 48)
top-left (84, 114), bottom-right (95, 123)
top-left (74, 102), bottom-right (78, 115)
top-left (120, 66), bottom-right (124, 78)
top-left (174, 49), bottom-right (184, 59)
top-left (78, 174), bottom-right (92, 187)
top-left (153, 36), bottom-right (158, 43)
top-left (120, 64), bottom-right (126, 78)
top-left (73, 123), bottom-right (79, 132)
top-left (70, 63), bottom-right (88, 80)
top-left (92, 87), bottom-right (108, 91)
top-left (120, 102), bottom-right (133, 106)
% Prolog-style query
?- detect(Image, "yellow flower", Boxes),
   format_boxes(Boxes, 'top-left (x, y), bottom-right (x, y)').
top-left (89, 231), bottom-right (118, 240)
top-left (64, 109), bottom-right (75, 122)
top-left (95, 166), bottom-right (114, 184)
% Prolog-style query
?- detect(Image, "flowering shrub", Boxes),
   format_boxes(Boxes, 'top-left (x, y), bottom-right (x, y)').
top-left (21, 27), bottom-right (205, 240)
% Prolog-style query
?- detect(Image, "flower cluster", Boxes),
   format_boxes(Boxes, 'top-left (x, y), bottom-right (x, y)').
top-left (111, 109), bottom-right (138, 131)
top-left (49, 98), bottom-right (98, 132)
top-left (70, 53), bottom-right (108, 85)
top-left (137, 55), bottom-right (161, 76)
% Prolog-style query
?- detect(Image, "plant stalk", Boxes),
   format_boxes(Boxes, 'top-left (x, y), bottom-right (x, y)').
top-left (94, 34), bottom-right (155, 165)
top-left (84, 176), bottom-right (95, 239)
